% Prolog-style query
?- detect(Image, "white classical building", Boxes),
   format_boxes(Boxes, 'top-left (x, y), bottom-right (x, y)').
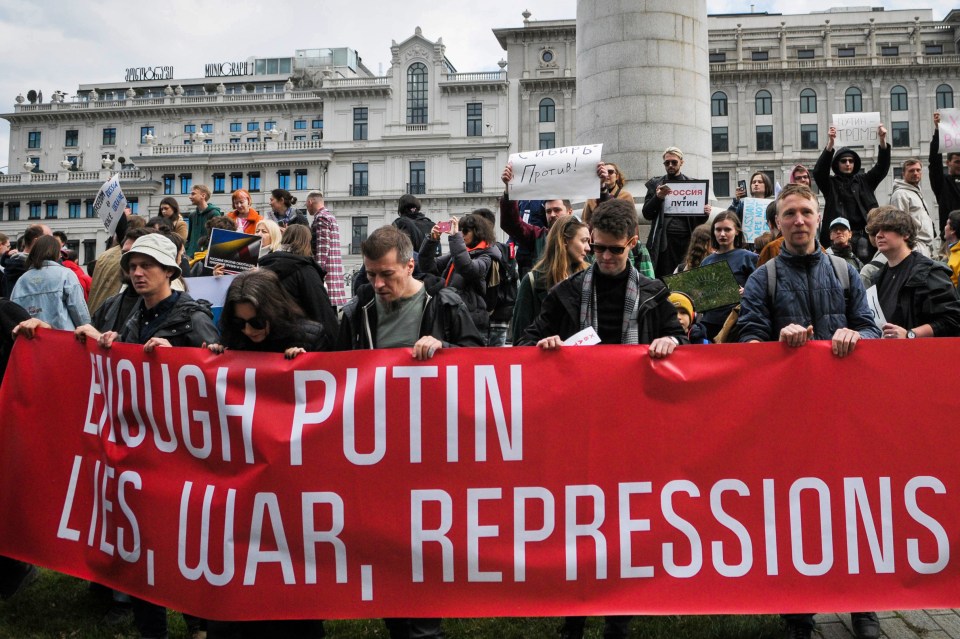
top-left (0, 29), bottom-right (509, 280)
top-left (2, 7), bottom-right (959, 272)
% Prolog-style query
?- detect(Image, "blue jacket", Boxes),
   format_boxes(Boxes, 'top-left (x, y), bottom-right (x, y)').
top-left (737, 245), bottom-right (881, 342)
top-left (10, 261), bottom-right (90, 330)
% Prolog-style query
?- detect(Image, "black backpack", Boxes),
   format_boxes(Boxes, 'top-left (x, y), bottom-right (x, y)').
top-left (485, 241), bottom-right (519, 317)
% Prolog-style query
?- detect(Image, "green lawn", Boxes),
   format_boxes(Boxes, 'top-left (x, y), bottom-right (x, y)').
top-left (0, 569), bottom-right (785, 638)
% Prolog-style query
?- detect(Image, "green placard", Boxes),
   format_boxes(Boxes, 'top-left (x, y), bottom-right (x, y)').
top-left (661, 261), bottom-right (741, 312)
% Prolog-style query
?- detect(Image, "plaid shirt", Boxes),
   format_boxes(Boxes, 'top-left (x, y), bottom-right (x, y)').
top-left (311, 207), bottom-right (349, 306)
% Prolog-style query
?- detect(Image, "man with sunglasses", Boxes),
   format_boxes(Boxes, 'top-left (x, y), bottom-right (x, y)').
top-left (641, 147), bottom-right (711, 277)
top-left (517, 198), bottom-right (686, 358)
top-left (813, 124), bottom-right (890, 265)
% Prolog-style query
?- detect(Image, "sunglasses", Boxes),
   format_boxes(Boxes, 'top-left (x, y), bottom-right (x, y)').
top-left (589, 243), bottom-right (629, 255)
top-left (229, 315), bottom-right (267, 331)
top-left (663, 160), bottom-right (680, 167)
top-left (838, 158), bottom-right (855, 164)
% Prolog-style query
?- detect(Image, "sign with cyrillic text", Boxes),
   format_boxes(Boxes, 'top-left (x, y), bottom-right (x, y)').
top-left (508, 144), bottom-right (602, 201)
top-left (663, 180), bottom-right (709, 215)
top-left (93, 174), bottom-right (127, 236)
top-left (205, 228), bottom-right (261, 274)
top-left (832, 112), bottom-right (882, 147)
top-left (742, 198), bottom-right (774, 242)
top-left (938, 108), bottom-right (960, 154)
top-left (2, 332), bottom-right (960, 620)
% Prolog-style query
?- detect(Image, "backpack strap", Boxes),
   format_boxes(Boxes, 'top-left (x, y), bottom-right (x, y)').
top-left (764, 258), bottom-right (777, 300)
top-left (827, 254), bottom-right (849, 291)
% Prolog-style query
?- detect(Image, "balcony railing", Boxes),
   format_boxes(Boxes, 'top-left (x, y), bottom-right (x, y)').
top-left (464, 181), bottom-right (483, 193)
top-left (407, 183), bottom-right (426, 195)
top-left (349, 184), bottom-right (368, 197)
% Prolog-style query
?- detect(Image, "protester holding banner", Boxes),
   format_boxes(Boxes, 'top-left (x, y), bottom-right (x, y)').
top-left (730, 171), bottom-right (774, 219)
top-left (10, 235), bottom-right (90, 331)
top-left (226, 189), bottom-right (262, 235)
top-left (87, 228), bottom-right (159, 333)
top-left (642, 146), bottom-right (710, 277)
top-left (813, 124), bottom-right (890, 263)
top-left (157, 197), bottom-right (187, 240)
top-left (866, 206), bottom-right (960, 339)
top-left (418, 213), bottom-right (500, 334)
top-left (930, 112), bottom-right (960, 235)
top-left (580, 161), bottom-right (634, 226)
top-left (510, 215), bottom-right (590, 345)
top-left (499, 162), bottom-right (573, 263)
top-left (698, 211), bottom-right (757, 340)
top-left (258, 224), bottom-right (338, 349)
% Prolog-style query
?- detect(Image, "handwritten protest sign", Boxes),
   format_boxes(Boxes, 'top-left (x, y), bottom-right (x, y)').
top-left (663, 180), bottom-right (709, 215)
top-left (507, 144), bottom-right (602, 201)
top-left (205, 228), bottom-right (261, 273)
top-left (742, 197), bottom-right (774, 242)
top-left (661, 260), bottom-right (740, 311)
top-left (832, 112), bottom-right (881, 146)
top-left (93, 174), bottom-right (127, 236)
top-left (938, 108), bottom-right (960, 154)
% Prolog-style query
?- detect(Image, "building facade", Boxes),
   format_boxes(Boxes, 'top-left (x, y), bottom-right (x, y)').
top-left (3, 8), bottom-right (959, 277)
top-left (0, 29), bottom-right (509, 284)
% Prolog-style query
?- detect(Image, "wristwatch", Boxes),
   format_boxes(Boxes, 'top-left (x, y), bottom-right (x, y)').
top-left (907, 329), bottom-right (917, 339)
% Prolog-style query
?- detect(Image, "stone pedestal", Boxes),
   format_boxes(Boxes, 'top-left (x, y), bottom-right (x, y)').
top-left (575, 0), bottom-right (713, 200)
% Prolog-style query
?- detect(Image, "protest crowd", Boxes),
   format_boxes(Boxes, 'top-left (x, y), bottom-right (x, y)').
top-left (1, 112), bottom-right (960, 639)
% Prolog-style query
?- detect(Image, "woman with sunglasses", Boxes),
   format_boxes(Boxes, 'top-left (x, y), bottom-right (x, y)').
top-left (581, 161), bottom-right (634, 226)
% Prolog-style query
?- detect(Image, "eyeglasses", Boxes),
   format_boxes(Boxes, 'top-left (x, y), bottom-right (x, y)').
top-left (838, 158), bottom-right (855, 165)
top-left (228, 315), bottom-right (268, 331)
top-left (589, 243), bottom-right (629, 255)
top-left (663, 160), bottom-right (680, 167)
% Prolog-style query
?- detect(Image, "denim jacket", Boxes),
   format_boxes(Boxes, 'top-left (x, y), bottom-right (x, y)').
top-left (10, 261), bottom-right (90, 330)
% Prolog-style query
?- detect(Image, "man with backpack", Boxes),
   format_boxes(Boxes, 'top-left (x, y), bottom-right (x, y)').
top-left (392, 194), bottom-right (435, 253)
top-left (737, 184), bottom-right (882, 638)
top-left (738, 183), bottom-right (880, 360)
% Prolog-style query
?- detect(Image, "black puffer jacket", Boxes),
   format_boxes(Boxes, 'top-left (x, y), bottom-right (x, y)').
top-left (517, 265), bottom-right (688, 346)
top-left (1, 254), bottom-right (28, 298)
top-left (876, 253), bottom-right (960, 337)
top-left (118, 293), bottom-right (219, 347)
top-left (813, 144), bottom-right (890, 243)
top-left (418, 233), bottom-right (500, 332)
top-left (336, 278), bottom-right (485, 351)
top-left (257, 251), bottom-right (339, 348)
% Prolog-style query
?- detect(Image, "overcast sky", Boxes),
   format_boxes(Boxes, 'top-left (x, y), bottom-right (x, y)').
top-left (0, 0), bottom-right (955, 170)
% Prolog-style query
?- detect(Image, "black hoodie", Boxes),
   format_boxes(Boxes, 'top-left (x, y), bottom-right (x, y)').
top-left (257, 251), bottom-right (339, 347)
top-left (813, 143), bottom-right (890, 244)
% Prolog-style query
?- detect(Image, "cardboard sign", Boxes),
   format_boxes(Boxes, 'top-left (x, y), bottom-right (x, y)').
top-left (93, 174), bottom-right (127, 236)
top-left (662, 260), bottom-right (741, 311)
top-left (937, 108), bottom-right (960, 154)
top-left (508, 144), bottom-right (603, 201)
top-left (205, 228), bottom-right (261, 273)
top-left (831, 112), bottom-right (882, 147)
top-left (663, 180), bottom-right (709, 216)
top-left (742, 198), bottom-right (774, 242)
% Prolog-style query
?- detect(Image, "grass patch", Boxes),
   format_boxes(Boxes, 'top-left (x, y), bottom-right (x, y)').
top-left (0, 570), bottom-right (785, 638)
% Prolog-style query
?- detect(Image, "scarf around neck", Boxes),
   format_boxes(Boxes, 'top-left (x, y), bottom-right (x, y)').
top-left (578, 263), bottom-right (642, 344)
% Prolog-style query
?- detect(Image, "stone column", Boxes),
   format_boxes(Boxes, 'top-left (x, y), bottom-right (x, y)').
top-left (575, 0), bottom-right (713, 199)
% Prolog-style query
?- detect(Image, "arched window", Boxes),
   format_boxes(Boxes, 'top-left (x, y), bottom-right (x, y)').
top-left (937, 84), bottom-right (954, 109)
top-left (845, 87), bottom-right (862, 113)
top-left (406, 62), bottom-right (428, 125)
top-left (799, 88), bottom-right (817, 114)
top-left (539, 98), bottom-right (555, 123)
top-left (711, 91), bottom-right (728, 117)
top-left (755, 90), bottom-right (772, 115)
top-left (890, 85), bottom-right (908, 111)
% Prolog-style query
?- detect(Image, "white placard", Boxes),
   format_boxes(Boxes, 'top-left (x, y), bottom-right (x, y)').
top-left (742, 197), bottom-right (774, 242)
top-left (937, 108), bottom-right (960, 154)
top-left (563, 326), bottom-right (601, 347)
top-left (865, 285), bottom-right (887, 330)
top-left (508, 144), bottom-right (603, 201)
top-left (663, 181), bottom-right (709, 216)
top-left (186, 274), bottom-right (237, 309)
top-left (831, 112), bottom-right (882, 147)
top-left (93, 174), bottom-right (127, 236)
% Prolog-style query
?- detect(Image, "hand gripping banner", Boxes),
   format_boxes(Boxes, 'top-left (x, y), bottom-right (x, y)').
top-left (0, 329), bottom-right (957, 620)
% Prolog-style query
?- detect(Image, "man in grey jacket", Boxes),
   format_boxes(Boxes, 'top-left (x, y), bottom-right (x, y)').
top-left (889, 158), bottom-right (936, 257)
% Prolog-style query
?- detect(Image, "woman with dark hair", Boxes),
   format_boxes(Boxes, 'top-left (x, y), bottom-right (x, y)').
top-left (268, 188), bottom-right (307, 228)
top-left (419, 213), bottom-right (501, 333)
top-left (205, 269), bottom-right (327, 638)
top-left (258, 224), bottom-right (338, 347)
top-left (208, 269), bottom-right (330, 356)
top-left (675, 223), bottom-right (714, 273)
top-left (10, 235), bottom-right (90, 329)
top-left (158, 196), bottom-right (187, 240)
top-left (699, 210), bottom-right (758, 340)
top-left (511, 216), bottom-right (590, 344)
top-left (730, 171), bottom-right (775, 219)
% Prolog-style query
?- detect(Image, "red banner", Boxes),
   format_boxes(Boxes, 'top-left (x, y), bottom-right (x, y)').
top-left (0, 330), bottom-right (957, 620)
